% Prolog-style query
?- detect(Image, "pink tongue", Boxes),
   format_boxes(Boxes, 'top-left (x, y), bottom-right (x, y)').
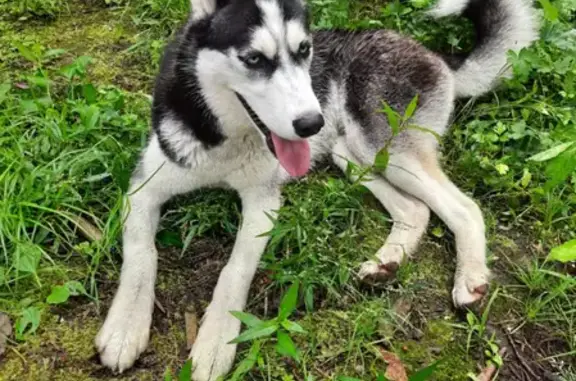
top-left (270, 132), bottom-right (311, 177)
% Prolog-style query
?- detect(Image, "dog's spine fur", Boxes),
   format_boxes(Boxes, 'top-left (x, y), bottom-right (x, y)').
top-left (430, 0), bottom-right (538, 98)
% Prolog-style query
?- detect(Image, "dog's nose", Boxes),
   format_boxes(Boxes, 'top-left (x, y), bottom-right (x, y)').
top-left (293, 112), bottom-right (325, 138)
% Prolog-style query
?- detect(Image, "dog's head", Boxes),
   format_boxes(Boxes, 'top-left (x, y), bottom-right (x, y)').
top-left (187, 0), bottom-right (323, 177)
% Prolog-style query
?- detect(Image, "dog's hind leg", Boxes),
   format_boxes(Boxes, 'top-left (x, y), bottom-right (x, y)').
top-left (332, 137), bottom-right (430, 282)
top-left (96, 136), bottom-right (198, 372)
top-left (383, 139), bottom-right (490, 307)
top-left (190, 185), bottom-right (281, 381)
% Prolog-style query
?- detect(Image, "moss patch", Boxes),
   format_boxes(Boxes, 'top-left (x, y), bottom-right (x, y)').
top-left (0, 0), bottom-right (151, 90)
top-left (395, 320), bottom-right (476, 380)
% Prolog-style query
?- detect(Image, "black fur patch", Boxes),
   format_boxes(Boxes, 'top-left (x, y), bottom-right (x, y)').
top-left (310, 30), bottom-right (349, 105)
top-left (278, 0), bottom-right (309, 28)
top-left (192, 0), bottom-right (263, 51)
top-left (311, 30), bottom-right (441, 130)
top-left (442, 0), bottom-right (505, 69)
top-left (152, 34), bottom-right (226, 165)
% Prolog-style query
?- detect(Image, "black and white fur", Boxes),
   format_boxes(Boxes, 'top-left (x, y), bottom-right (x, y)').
top-left (96, 0), bottom-right (538, 379)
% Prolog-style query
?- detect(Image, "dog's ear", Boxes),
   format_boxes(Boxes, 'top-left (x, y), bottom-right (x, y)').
top-left (190, 0), bottom-right (230, 20)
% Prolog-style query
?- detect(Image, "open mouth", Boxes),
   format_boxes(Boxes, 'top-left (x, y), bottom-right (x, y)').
top-left (235, 93), bottom-right (312, 177)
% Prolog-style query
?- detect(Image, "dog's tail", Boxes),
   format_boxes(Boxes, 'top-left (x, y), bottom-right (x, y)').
top-left (429, 0), bottom-right (539, 98)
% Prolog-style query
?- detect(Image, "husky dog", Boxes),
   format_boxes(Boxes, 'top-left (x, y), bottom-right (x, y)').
top-left (96, 0), bottom-right (537, 379)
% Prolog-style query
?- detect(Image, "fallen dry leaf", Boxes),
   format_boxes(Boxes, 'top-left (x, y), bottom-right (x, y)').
top-left (154, 298), bottom-right (167, 315)
top-left (185, 305), bottom-right (198, 350)
top-left (14, 82), bottom-right (29, 90)
top-left (392, 297), bottom-right (412, 320)
top-left (71, 214), bottom-right (103, 242)
top-left (379, 348), bottom-right (408, 381)
top-left (0, 312), bottom-right (13, 357)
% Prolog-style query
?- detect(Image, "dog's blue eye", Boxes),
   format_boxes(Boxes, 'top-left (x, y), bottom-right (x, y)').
top-left (243, 53), bottom-right (264, 67)
top-left (298, 41), bottom-right (311, 57)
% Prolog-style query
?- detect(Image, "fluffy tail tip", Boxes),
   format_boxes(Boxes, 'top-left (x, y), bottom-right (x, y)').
top-left (427, 0), bottom-right (471, 18)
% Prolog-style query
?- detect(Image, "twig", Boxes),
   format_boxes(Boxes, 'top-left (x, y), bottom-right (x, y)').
top-left (10, 347), bottom-right (27, 364)
top-left (504, 330), bottom-right (540, 379)
top-left (263, 288), bottom-right (268, 318)
top-left (185, 305), bottom-right (198, 350)
top-left (154, 298), bottom-right (167, 315)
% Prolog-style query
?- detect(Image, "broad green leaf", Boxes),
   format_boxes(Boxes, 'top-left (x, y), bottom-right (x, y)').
top-left (431, 226), bottom-right (444, 238)
top-left (157, 230), bottom-right (183, 248)
top-left (25, 75), bottom-right (50, 88)
top-left (14, 42), bottom-right (38, 63)
top-left (409, 360), bottom-right (442, 381)
top-left (281, 320), bottom-right (307, 334)
top-left (178, 359), bottom-right (192, 381)
top-left (404, 94), bottom-right (419, 119)
top-left (44, 48), bottom-right (66, 59)
top-left (83, 84), bottom-right (98, 104)
top-left (14, 244), bottom-right (42, 273)
top-left (381, 102), bottom-right (400, 135)
top-left (538, 0), bottom-right (558, 21)
top-left (15, 306), bottom-right (42, 339)
top-left (337, 377), bottom-right (363, 381)
top-left (411, 0), bottom-right (431, 8)
top-left (527, 142), bottom-right (573, 162)
top-left (374, 148), bottom-right (390, 171)
top-left (74, 55), bottom-right (93, 69)
top-left (520, 168), bottom-right (532, 188)
top-left (495, 163), bottom-right (509, 175)
top-left (466, 311), bottom-right (476, 328)
top-left (0, 83), bottom-right (10, 105)
top-left (276, 330), bottom-right (299, 361)
top-left (230, 311), bottom-right (263, 328)
top-left (82, 105), bottom-right (100, 129)
top-left (65, 280), bottom-right (87, 296)
top-left (46, 285), bottom-right (70, 304)
top-left (548, 240), bottom-right (576, 263)
top-left (278, 281), bottom-right (299, 321)
top-left (59, 64), bottom-right (77, 79)
top-left (229, 324), bottom-right (278, 344)
top-left (20, 99), bottom-right (39, 113)
top-left (544, 150), bottom-right (576, 190)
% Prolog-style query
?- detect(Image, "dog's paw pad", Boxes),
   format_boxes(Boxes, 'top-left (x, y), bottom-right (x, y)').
top-left (452, 276), bottom-right (490, 308)
top-left (473, 284), bottom-right (489, 296)
top-left (380, 262), bottom-right (399, 274)
top-left (359, 260), bottom-right (398, 285)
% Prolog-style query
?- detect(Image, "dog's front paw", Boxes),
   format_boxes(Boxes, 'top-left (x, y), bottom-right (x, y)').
top-left (358, 260), bottom-right (399, 284)
top-left (452, 265), bottom-right (491, 308)
top-left (190, 304), bottom-right (240, 381)
top-left (95, 300), bottom-right (153, 373)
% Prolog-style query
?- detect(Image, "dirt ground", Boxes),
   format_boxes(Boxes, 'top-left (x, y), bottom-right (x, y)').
top-left (1, 233), bottom-right (570, 380)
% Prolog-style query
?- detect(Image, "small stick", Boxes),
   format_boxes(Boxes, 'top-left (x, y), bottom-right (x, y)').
top-left (154, 298), bottom-right (167, 315)
top-left (185, 305), bottom-right (198, 350)
top-left (504, 330), bottom-right (540, 379)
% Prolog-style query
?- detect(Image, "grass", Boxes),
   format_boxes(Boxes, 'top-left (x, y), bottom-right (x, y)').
top-left (0, 0), bottom-right (575, 379)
